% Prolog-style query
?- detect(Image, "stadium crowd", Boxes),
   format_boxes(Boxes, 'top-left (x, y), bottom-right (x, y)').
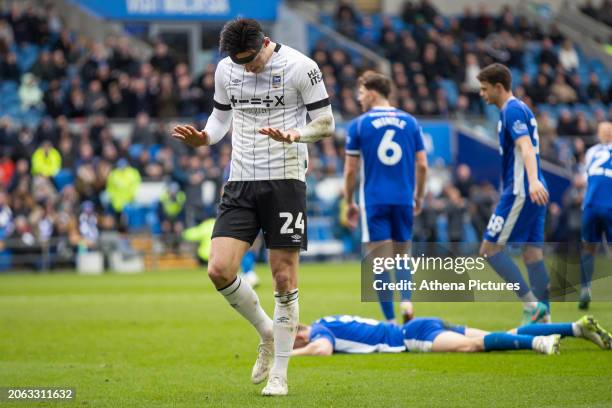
top-left (0, 1), bottom-right (609, 269)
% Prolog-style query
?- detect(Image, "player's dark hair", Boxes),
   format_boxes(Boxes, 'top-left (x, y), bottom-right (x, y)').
top-left (358, 71), bottom-right (392, 98)
top-left (477, 63), bottom-right (512, 91)
top-left (219, 18), bottom-right (264, 56)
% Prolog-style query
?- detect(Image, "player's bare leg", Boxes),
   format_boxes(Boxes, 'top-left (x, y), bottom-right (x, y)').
top-left (432, 331), bottom-right (484, 352)
top-left (261, 248), bottom-right (299, 396)
top-left (208, 237), bottom-right (274, 384)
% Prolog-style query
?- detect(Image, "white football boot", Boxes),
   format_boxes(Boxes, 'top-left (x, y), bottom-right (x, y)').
top-left (251, 339), bottom-right (274, 384)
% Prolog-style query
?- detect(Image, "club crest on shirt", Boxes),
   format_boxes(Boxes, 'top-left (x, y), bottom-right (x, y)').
top-left (272, 72), bottom-right (282, 89)
top-left (512, 120), bottom-right (528, 134)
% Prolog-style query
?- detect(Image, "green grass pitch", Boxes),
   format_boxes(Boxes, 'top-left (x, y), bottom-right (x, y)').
top-left (1, 263), bottom-right (612, 407)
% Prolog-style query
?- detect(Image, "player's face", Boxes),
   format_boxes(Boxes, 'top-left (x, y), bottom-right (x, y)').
top-left (357, 85), bottom-right (372, 112)
top-left (293, 328), bottom-right (310, 348)
top-left (237, 41), bottom-right (269, 74)
top-left (479, 81), bottom-right (499, 105)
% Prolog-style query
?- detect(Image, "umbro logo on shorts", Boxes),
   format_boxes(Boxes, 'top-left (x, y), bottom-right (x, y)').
top-left (291, 234), bottom-right (302, 243)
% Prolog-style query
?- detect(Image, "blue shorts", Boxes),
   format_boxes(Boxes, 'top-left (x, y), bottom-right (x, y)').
top-left (401, 318), bottom-right (465, 352)
top-left (362, 204), bottom-right (413, 243)
top-left (484, 193), bottom-right (546, 245)
top-left (582, 205), bottom-right (612, 243)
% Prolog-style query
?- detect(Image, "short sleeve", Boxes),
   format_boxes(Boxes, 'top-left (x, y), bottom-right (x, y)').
top-left (295, 58), bottom-right (330, 112)
top-left (505, 107), bottom-right (530, 141)
top-left (309, 323), bottom-right (336, 349)
top-left (213, 61), bottom-right (231, 110)
top-left (414, 124), bottom-right (425, 153)
top-left (345, 118), bottom-right (361, 156)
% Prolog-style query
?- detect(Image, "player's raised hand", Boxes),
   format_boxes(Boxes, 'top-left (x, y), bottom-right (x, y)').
top-left (172, 125), bottom-right (209, 147)
top-left (345, 202), bottom-right (359, 230)
top-left (529, 180), bottom-right (549, 206)
top-left (258, 127), bottom-right (300, 144)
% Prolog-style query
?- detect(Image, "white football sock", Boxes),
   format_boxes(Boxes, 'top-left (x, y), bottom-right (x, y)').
top-left (218, 276), bottom-right (273, 341)
top-left (270, 289), bottom-right (299, 379)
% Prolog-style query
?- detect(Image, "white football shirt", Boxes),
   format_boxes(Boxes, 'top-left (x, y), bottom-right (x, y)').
top-left (213, 43), bottom-right (330, 182)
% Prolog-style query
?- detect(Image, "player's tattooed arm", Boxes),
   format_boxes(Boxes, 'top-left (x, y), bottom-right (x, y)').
top-left (294, 109), bottom-right (335, 143)
top-left (258, 106), bottom-right (335, 144)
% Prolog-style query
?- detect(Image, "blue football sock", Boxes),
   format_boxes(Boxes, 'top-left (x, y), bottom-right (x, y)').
top-left (240, 250), bottom-right (256, 274)
top-left (580, 254), bottom-right (594, 290)
top-left (377, 270), bottom-right (395, 321)
top-left (526, 260), bottom-right (550, 311)
top-left (484, 332), bottom-right (534, 351)
top-left (517, 323), bottom-right (574, 337)
top-left (487, 251), bottom-right (531, 298)
top-left (396, 266), bottom-right (412, 302)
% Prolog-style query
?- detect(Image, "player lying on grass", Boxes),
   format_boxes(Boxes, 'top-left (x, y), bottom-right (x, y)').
top-left (292, 315), bottom-right (612, 356)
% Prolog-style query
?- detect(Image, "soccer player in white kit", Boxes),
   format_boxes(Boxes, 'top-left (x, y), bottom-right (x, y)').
top-left (172, 18), bottom-right (334, 396)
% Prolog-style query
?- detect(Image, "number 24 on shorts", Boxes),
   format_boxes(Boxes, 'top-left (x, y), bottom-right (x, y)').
top-left (279, 212), bottom-right (304, 234)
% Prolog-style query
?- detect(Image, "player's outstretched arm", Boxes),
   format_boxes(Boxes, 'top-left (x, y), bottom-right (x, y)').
top-left (172, 106), bottom-right (232, 148)
top-left (172, 125), bottom-right (209, 148)
top-left (516, 136), bottom-right (549, 206)
top-left (258, 106), bottom-right (335, 144)
top-left (291, 338), bottom-right (333, 356)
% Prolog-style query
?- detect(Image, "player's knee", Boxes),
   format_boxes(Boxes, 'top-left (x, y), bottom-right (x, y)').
top-left (479, 242), bottom-right (499, 258)
top-left (522, 246), bottom-right (542, 264)
top-left (272, 270), bottom-right (292, 291)
top-left (459, 339), bottom-right (483, 352)
top-left (207, 259), bottom-right (233, 286)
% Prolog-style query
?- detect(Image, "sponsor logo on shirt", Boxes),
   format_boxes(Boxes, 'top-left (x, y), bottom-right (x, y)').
top-left (307, 69), bottom-right (322, 86)
top-left (512, 120), bottom-right (528, 134)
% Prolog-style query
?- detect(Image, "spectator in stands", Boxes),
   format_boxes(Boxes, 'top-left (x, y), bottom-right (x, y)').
top-left (66, 88), bottom-right (86, 118)
top-left (104, 158), bottom-right (141, 227)
top-left (84, 79), bottom-right (109, 115)
top-left (551, 73), bottom-right (578, 104)
top-left (527, 73), bottom-right (550, 104)
top-left (149, 41), bottom-right (174, 74)
top-left (31, 140), bottom-right (61, 178)
top-left (559, 39), bottom-right (579, 72)
top-left (586, 73), bottom-right (604, 102)
top-left (557, 109), bottom-right (577, 135)
top-left (445, 185), bottom-right (466, 252)
top-left (78, 200), bottom-right (99, 250)
top-left (539, 38), bottom-right (559, 67)
top-left (454, 164), bottom-right (474, 198)
top-left (460, 53), bottom-right (483, 114)
top-left (335, 0), bottom-right (360, 38)
top-left (158, 182), bottom-right (186, 251)
top-left (418, 0), bottom-right (439, 24)
top-left (0, 51), bottom-right (19, 82)
top-left (18, 73), bottom-right (43, 111)
top-left (12, 126), bottom-right (37, 161)
top-left (0, 152), bottom-right (14, 188)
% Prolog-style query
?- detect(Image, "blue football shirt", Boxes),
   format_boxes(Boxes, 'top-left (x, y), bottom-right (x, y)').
top-left (345, 107), bottom-right (425, 206)
top-left (309, 315), bottom-right (405, 353)
top-left (498, 97), bottom-right (546, 196)
top-left (584, 143), bottom-right (612, 209)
